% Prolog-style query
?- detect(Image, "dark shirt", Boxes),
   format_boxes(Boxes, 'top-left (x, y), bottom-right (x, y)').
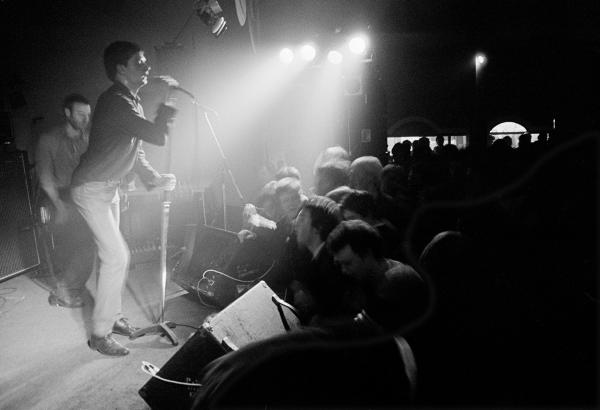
top-left (72, 82), bottom-right (176, 187)
top-left (363, 259), bottom-right (429, 332)
top-left (35, 125), bottom-right (88, 192)
top-left (294, 245), bottom-right (361, 322)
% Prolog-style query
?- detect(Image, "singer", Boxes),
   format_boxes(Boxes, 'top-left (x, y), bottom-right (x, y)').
top-left (71, 41), bottom-right (177, 356)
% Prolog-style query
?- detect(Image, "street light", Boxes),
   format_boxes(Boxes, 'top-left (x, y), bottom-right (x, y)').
top-left (475, 53), bottom-right (487, 83)
top-left (472, 53), bottom-right (487, 149)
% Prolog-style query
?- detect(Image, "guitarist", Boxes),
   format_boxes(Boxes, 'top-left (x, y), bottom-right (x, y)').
top-left (35, 93), bottom-right (95, 309)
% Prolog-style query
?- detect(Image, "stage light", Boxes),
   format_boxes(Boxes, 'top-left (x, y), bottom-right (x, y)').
top-left (300, 44), bottom-right (317, 62)
top-left (348, 35), bottom-right (367, 55)
top-left (475, 54), bottom-right (487, 66)
top-left (327, 50), bottom-right (343, 64)
top-left (279, 48), bottom-right (294, 64)
top-left (195, 0), bottom-right (228, 38)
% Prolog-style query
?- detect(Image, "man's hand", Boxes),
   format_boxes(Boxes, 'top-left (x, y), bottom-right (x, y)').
top-left (237, 229), bottom-right (257, 243)
top-left (153, 173), bottom-right (177, 191)
top-left (152, 76), bottom-right (179, 106)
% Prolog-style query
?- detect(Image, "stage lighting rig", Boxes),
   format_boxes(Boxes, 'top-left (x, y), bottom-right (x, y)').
top-left (279, 48), bottom-right (294, 64)
top-left (195, 0), bottom-right (228, 38)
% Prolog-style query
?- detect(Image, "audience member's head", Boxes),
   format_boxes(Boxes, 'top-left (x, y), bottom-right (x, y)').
top-left (314, 162), bottom-right (350, 196)
top-left (518, 133), bottom-right (532, 148)
top-left (275, 177), bottom-right (303, 220)
top-left (275, 166), bottom-right (301, 181)
top-left (536, 132), bottom-right (548, 144)
top-left (255, 180), bottom-right (281, 220)
top-left (340, 190), bottom-right (376, 222)
top-left (380, 164), bottom-right (408, 198)
top-left (349, 156), bottom-right (383, 197)
top-left (313, 146), bottom-right (350, 172)
top-left (327, 220), bottom-right (384, 279)
top-left (295, 196), bottom-right (341, 252)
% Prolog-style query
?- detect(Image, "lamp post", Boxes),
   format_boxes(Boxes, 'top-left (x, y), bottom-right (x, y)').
top-left (472, 53), bottom-right (487, 149)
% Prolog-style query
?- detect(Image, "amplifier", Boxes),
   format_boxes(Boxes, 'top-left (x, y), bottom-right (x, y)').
top-left (172, 224), bottom-right (277, 307)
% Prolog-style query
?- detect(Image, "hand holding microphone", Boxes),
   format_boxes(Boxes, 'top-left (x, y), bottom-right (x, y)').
top-left (151, 76), bottom-right (219, 116)
top-left (154, 173), bottom-right (177, 192)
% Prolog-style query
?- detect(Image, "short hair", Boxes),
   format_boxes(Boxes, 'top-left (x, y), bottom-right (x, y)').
top-left (314, 163), bottom-right (350, 195)
top-left (325, 185), bottom-right (353, 203)
top-left (62, 94), bottom-right (90, 111)
top-left (301, 196), bottom-right (341, 241)
top-left (340, 190), bottom-right (376, 219)
top-left (313, 145), bottom-right (350, 173)
top-left (275, 166), bottom-right (301, 181)
top-left (103, 41), bottom-right (142, 82)
top-left (275, 177), bottom-right (302, 197)
top-left (255, 180), bottom-right (277, 206)
top-left (349, 156), bottom-right (383, 193)
top-left (327, 219), bottom-right (383, 259)
top-left (519, 133), bottom-right (532, 145)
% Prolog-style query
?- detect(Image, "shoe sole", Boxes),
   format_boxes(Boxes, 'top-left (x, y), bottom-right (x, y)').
top-left (111, 329), bottom-right (137, 337)
top-left (87, 340), bottom-right (129, 356)
top-left (48, 294), bottom-right (84, 308)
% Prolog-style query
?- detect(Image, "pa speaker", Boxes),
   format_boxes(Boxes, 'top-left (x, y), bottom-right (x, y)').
top-left (139, 281), bottom-right (301, 409)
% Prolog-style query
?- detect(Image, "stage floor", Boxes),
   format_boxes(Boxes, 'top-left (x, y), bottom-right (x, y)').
top-left (0, 261), bottom-right (214, 410)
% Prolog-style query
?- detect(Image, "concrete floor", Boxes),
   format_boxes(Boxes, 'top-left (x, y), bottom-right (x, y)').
top-left (0, 262), bottom-right (215, 410)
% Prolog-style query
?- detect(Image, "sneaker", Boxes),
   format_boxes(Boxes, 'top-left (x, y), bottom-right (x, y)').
top-left (88, 334), bottom-right (129, 356)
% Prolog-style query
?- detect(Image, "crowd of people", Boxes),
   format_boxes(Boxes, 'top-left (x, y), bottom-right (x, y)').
top-left (32, 37), bottom-right (596, 408)
top-left (194, 128), bottom-right (596, 407)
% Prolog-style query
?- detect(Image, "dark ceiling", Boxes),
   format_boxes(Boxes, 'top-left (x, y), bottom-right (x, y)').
top-left (1, 0), bottom-right (599, 133)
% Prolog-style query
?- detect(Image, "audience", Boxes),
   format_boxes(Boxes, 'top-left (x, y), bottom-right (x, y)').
top-left (201, 129), bottom-right (595, 408)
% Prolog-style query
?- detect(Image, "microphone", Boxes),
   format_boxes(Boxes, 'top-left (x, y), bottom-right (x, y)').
top-left (151, 76), bottom-right (219, 116)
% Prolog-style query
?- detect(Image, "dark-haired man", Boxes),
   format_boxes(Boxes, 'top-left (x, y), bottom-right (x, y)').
top-left (328, 219), bottom-right (429, 332)
top-left (71, 41), bottom-right (178, 356)
top-left (291, 196), bottom-right (359, 324)
top-left (36, 93), bottom-right (94, 308)
top-left (340, 189), bottom-right (405, 261)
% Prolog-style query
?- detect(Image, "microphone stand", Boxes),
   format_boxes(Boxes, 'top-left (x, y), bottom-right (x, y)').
top-left (129, 189), bottom-right (178, 346)
top-left (169, 84), bottom-right (245, 229)
top-left (198, 106), bottom-right (245, 230)
top-left (129, 88), bottom-right (180, 346)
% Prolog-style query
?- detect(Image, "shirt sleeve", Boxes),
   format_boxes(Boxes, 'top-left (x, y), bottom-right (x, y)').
top-left (34, 134), bottom-right (56, 190)
top-left (133, 144), bottom-right (161, 189)
top-left (107, 95), bottom-right (177, 146)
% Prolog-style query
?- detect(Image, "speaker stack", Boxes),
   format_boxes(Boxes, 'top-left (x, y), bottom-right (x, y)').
top-left (0, 151), bottom-right (40, 282)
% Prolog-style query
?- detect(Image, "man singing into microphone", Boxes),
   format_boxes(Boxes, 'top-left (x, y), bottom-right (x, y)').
top-left (71, 41), bottom-right (177, 356)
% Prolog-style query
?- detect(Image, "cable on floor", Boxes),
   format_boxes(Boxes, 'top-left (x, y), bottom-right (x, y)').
top-left (141, 361), bottom-right (202, 387)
